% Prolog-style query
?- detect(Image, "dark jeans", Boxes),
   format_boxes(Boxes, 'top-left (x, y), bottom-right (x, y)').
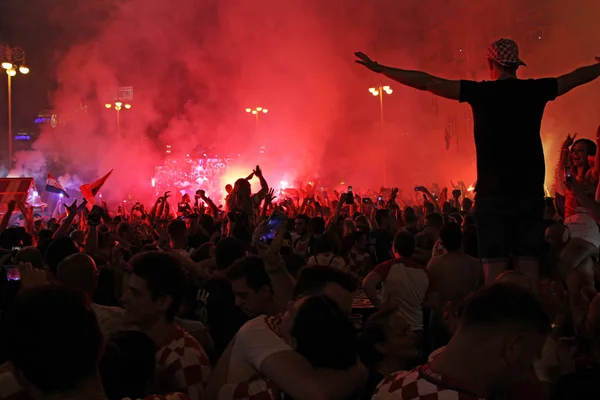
top-left (473, 196), bottom-right (545, 262)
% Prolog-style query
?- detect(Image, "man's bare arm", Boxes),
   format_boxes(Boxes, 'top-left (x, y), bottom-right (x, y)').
top-left (355, 52), bottom-right (460, 100)
top-left (557, 57), bottom-right (600, 97)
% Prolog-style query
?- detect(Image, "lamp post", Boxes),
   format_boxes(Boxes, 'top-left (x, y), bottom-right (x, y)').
top-left (245, 107), bottom-right (268, 136)
top-left (369, 85), bottom-right (393, 187)
top-left (105, 100), bottom-right (132, 138)
top-left (1, 45), bottom-right (29, 170)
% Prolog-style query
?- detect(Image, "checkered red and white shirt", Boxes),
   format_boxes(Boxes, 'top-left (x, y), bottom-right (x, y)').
top-left (155, 325), bottom-right (212, 400)
top-left (372, 364), bottom-right (485, 400)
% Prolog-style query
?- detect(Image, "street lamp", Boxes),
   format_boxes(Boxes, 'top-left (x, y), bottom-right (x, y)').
top-left (1, 45), bottom-right (29, 170)
top-left (368, 85), bottom-right (393, 187)
top-left (105, 100), bottom-right (132, 138)
top-left (245, 107), bottom-right (268, 136)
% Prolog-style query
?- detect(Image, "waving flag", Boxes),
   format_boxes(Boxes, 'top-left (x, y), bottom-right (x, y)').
top-left (80, 170), bottom-right (112, 205)
top-left (45, 173), bottom-right (69, 198)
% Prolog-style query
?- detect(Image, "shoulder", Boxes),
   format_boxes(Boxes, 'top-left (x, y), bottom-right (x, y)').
top-left (372, 369), bottom-right (420, 398)
top-left (238, 315), bottom-right (286, 341)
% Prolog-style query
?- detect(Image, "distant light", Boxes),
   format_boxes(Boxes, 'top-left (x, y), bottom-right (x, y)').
top-left (124, 104), bottom-right (132, 109)
top-left (538, 36), bottom-right (542, 40)
top-left (105, 104), bottom-right (112, 109)
top-left (467, 186), bottom-right (474, 192)
top-left (151, 178), bottom-right (156, 187)
top-left (7, 69), bottom-right (16, 77)
top-left (256, 107), bottom-right (263, 112)
top-left (459, 49), bottom-right (463, 52)
top-left (123, 200), bottom-right (127, 203)
top-left (19, 66), bottom-right (29, 74)
top-left (262, 109), bottom-right (268, 113)
top-left (1, 62), bottom-right (12, 70)
top-left (59, 194), bottom-right (63, 198)
top-left (33, 191), bottom-right (38, 197)
top-left (115, 101), bottom-right (122, 107)
top-left (203, 153), bottom-right (207, 157)
top-left (280, 181), bottom-right (288, 189)
top-left (14, 135), bottom-right (30, 141)
top-left (371, 90), bottom-right (379, 96)
top-left (340, 181), bottom-right (345, 185)
top-left (186, 154), bottom-right (189, 157)
top-left (245, 108), bottom-right (252, 113)
top-left (252, 110), bottom-right (258, 115)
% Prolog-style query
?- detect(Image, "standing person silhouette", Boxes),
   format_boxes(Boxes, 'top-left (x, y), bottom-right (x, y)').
top-left (355, 39), bottom-right (600, 291)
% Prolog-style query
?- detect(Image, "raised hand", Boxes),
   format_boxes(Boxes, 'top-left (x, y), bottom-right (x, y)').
top-left (563, 133), bottom-right (577, 149)
top-left (354, 52), bottom-right (384, 73)
top-left (64, 199), bottom-right (78, 217)
top-left (254, 165), bottom-right (263, 178)
top-left (265, 188), bottom-right (276, 204)
top-left (163, 191), bottom-right (171, 200)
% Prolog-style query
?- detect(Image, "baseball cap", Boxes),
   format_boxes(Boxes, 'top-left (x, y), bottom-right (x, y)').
top-left (487, 38), bottom-right (526, 67)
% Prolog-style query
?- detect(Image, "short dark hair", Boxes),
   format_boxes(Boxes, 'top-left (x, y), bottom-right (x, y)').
top-left (375, 209), bottom-right (390, 227)
top-left (393, 231), bottom-right (415, 257)
top-left (425, 212), bottom-right (444, 228)
top-left (309, 217), bottom-right (326, 235)
top-left (226, 256), bottom-right (272, 293)
top-left (460, 283), bottom-right (550, 334)
top-left (296, 214), bottom-right (310, 223)
top-left (99, 331), bottom-right (156, 400)
top-left (293, 266), bottom-right (357, 299)
top-left (130, 251), bottom-right (186, 321)
top-left (6, 286), bottom-right (102, 393)
top-left (439, 223), bottom-right (462, 252)
top-left (292, 295), bottom-right (357, 369)
top-left (215, 237), bottom-right (247, 270)
top-left (45, 236), bottom-right (79, 275)
top-left (167, 219), bottom-right (187, 239)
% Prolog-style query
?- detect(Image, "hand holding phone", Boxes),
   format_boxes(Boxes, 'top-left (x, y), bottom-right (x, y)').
top-left (565, 166), bottom-right (573, 184)
top-left (260, 210), bottom-right (287, 242)
top-left (4, 265), bottom-right (20, 281)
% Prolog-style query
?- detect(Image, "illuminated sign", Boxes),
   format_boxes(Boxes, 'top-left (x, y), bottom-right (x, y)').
top-left (14, 135), bottom-right (31, 140)
top-left (34, 114), bottom-right (58, 128)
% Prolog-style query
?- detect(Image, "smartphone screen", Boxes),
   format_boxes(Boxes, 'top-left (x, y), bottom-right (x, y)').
top-left (261, 210), bottom-right (287, 242)
top-left (565, 166), bottom-right (573, 183)
top-left (4, 265), bottom-right (20, 281)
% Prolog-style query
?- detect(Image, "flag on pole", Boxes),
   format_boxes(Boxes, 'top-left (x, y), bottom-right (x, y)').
top-left (80, 170), bottom-right (113, 205)
top-left (45, 173), bottom-right (70, 198)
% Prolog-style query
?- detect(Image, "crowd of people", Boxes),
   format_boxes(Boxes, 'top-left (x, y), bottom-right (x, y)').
top-left (0, 38), bottom-right (600, 400)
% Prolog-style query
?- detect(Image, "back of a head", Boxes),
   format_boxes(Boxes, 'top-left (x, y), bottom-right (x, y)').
top-left (99, 330), bottom-right (156, 400)
top-left (57, 253), bottom-right (97, 294)
top-left (310, 217), bottom-right (326, 235)
top-left (226, 255), bottom-right (272, 292)
top-left (358, 308), bottom-right (397, 367)
top-left (167, 218), bottom-right (187, 239)
top-left (215, 237), bottom-right (247, 271)
top-left (459, 283), bottom-right (550, 335)
top-left (292, 295), bottom-right (357, 370)
top-left (6, 285), bottom-right (102, 394)
top-left (130, 251), bottom-right (186, 321)
top-left (403, 207), bottom-right (417, 224)
top-left (15, 247), bottom-right (44, 270)
top-left (393, 231), bottom-right (416, 258)
top-left (425, 212), bottom-right (444, 229)
top-left (439, 223), bottom-right (462, 252)
top-left (45, 236), bottom-right (79, 275)
top-left (293, 265), bottom-right (357, 299)
top-left (375, 209), bottom-right (390, 227)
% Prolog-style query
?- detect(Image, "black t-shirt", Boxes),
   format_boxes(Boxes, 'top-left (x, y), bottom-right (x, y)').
top-left (370, 228), bottom-right (393, 265)
top-left (196, 275), bottom-right (248, 356)
top-left (459, 78), bottom-right (558, 198)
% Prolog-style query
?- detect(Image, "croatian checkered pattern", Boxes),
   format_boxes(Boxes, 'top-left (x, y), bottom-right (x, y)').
top-left (155, 326), bottom-right (212, 400)
top-left (229, 376), bottom-right (284, 400)
top-left (487, 38), bottom-right (526, 67)
top-left (371, 367), bottom-right (485, 400)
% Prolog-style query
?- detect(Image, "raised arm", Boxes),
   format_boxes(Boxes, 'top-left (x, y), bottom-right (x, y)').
top-left (557, 57), bottom-right (600, 97)
top-left (355, 52), bottom-right (460, 100)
